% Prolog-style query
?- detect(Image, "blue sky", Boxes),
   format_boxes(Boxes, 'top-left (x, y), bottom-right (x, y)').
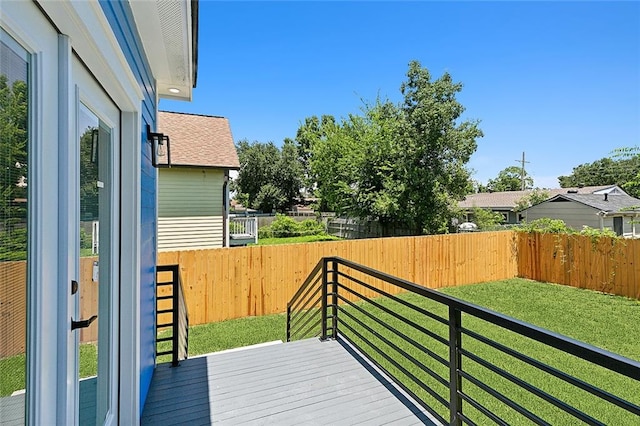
top-left (160, 1), bottom-right (640, 189)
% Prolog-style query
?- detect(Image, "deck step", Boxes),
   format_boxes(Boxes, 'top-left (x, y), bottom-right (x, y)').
top-left (157, 323), bottom-right (173, 329)
top-left (156, 350), bottom-right (172, 356)
top-left (156, 337), bottom-right (173, 343)
top-left (157, 295), bottom-right (173, 301)
top-left (157, 309), bottom-right (173, 315)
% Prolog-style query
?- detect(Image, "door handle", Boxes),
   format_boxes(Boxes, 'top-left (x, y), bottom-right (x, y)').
top-left (71, 315), bottom-right (97, 331)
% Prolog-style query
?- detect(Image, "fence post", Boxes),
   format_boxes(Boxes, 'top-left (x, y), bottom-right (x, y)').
top-left (331, 260), bottom-right (338, 339)
top-left (449, 306), bottom-right (462, 425)
top-left (321, 258), bottom-right (328, 340)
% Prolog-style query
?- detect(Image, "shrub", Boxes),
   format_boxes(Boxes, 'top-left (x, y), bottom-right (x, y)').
top-left (516, 218), bottom-right (573, 234)
top-left (579, 226), bottom-right (617, 239)
top-left (259, 214), bottom-right (326, 238)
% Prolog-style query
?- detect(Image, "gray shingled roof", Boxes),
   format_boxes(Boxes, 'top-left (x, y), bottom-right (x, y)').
top-left (158, 111), bottom-right (240, 169)
top-left (545, 193), bottom-right (640, 213)
top-left (458, 186), bottom-right (623, 209)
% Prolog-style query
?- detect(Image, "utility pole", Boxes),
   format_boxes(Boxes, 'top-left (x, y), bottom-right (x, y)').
top-left (515, 152), bottom-right (530, 190)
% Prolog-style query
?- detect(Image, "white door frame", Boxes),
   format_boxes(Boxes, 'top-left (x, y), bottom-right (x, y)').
top-left (73, 56), bottom-right (121, 426)
top-left (1, 1), bottom-right (144, 424)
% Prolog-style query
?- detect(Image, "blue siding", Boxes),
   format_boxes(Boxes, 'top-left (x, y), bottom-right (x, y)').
top-left (99, 0), bottom-right (158, 414)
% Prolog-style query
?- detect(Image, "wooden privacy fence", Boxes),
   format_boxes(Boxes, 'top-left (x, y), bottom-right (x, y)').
top-left (517, 232), bottom-right (640, 299)
top-left (0, 257), bottom-right (98, 358)
top-left (3, 231), bottom-right (638, 358)
top-left (157, 231), bottom-right (518, 326)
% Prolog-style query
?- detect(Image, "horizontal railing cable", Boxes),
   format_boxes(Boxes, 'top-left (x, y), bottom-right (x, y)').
top-left (339, 321), bottom-right (449, 425)
top-left (288, 295), bottom-right (322, 331)
top-left (288, 299), bottom-right (323, 339)
top-left (286, 256), bottom-right (640, 424)
top-left (288, 260), bottom-right (323, 310)
top-left (289, 275), bottom-right (322, 314)
top-left (458, 370), bottom-right (549, 425)
top-left (460, 348), bottom-right (604, 425)
top-left (338, 283), bottom-right (450, 347)
top-left (338, 304), bottom-right (449, 388)
top-left (461, 326), bottom-right (640, 415)
top-left (337, 270), bottom-right (449, 326)
top-left (336, 293), bottom-right (449, 373)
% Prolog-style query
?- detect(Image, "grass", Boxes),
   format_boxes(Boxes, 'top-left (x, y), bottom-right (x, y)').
top-left (157, 314), bottom-right (286, 364)
top-left (3, 277), bottom-right (638, 423)
top-left (337, 279), bottom-right (640, 425)
top-left (1, 343), bottom-right (98, 397)
top-left (255, 234), bottom-right (341, 245)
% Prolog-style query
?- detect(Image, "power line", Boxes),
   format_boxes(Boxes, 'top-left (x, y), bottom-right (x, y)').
top-left (515, 152), bottom-right (530, 191)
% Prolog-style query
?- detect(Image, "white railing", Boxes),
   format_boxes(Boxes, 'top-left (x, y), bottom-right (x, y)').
top-left (229, 216), bottom-right (258, 246)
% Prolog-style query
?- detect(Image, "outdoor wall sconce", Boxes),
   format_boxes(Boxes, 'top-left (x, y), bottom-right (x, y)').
top-left (147, 124), bottom-right (171, 168)
top-left (90, 129), bottom-right (99, 164)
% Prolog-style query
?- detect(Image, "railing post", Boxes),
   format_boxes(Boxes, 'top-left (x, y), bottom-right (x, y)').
top-left (321, 258), bottom-right (328, 340)
top-left (286, 304), bottom-right (291, 342)
top-left (449, 306), bottom-right (462, 425)
top-left (331, 260), bottom-right (338, 339)
top-left (172, 265), bottom-right (179, 367)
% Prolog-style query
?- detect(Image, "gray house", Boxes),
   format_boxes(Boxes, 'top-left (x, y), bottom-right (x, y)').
top-left (523, 193), bottom-right (640, 237)
top-left (459, 185), bottom-right (627, 225)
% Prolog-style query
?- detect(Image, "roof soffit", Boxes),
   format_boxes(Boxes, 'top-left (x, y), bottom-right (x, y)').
top-left (129, 0), bottom-right (194, 101)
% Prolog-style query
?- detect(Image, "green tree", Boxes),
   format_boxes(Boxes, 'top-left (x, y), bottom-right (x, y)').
top-left (234, 140), bottom-right (280, 208)
top-left (276, 138), bottom-right (304, 208)
top-left (311, 61), bottom-right (482, 235)
top-left (611, 146), bottom-right (640, 198)
top-left (471, 207), bottom-right (504, 230)
top-left (487, 166), bottom-right (533, 192)
top-left (558, 155), bottom-right (639, 196)
top-left (233, 139), bottom-right (304, 212)
top-left (254, 183), bottom-right (286, 214)
top-left (294, 115), bottom-right (336, 193)
top-left (0, 74), bottom-right (28, 260)
top-left (80, 127), bottom-right (99, 220)
top-left (514, 189), bottom-right (550, 212)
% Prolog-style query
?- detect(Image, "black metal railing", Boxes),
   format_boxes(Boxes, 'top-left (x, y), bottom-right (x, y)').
top-left (287, 257), bottom-right (640, 425)
top-left (156, 264), bottom-right (189, 366)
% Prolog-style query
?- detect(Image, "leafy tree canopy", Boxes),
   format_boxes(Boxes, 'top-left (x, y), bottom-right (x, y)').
top-left (470, 207), bottom-right (503, 230)
top-left (309, 61), bottom-right (482, 234)
top-left (486, 166), bottom-right (533, 192)
top-left (233, 139), bottom-right (304, 213)
top-left (611, 146), bottom-right (640, 198)
top-left (558, 153), bottom-right (640, 197)
top-left (1, 74), bottom-right (28, 260)
top-left (514, 188), bottom-right (550, 212)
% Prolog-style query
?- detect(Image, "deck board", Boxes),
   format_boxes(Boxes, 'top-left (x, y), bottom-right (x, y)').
top-left (141, 338), bottom-right (440, 425)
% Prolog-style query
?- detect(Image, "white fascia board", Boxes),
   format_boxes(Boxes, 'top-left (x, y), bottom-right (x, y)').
top-left (37, 0), bottom-right (144, 110)
top-left (129, 0), bottom-right (193, 101)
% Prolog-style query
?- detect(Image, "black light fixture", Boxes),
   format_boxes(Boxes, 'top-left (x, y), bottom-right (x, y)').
top-left (147, 124), bottom-right (171, 168)
top-left (90, 128), bottom-right (99, 164)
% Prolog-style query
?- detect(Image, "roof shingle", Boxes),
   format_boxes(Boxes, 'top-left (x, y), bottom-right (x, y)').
top-left (544, 193), bottom-right (640, 213)
top-left (158, 111), bottom-right (240, 169)
top-left (458, 185), bottom-right (623, 209)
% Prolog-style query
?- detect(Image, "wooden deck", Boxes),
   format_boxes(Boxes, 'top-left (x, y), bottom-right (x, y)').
top-left (0, 377), bottom-right (97, 426)
top-left (141, 338), bottom-right (440, 425)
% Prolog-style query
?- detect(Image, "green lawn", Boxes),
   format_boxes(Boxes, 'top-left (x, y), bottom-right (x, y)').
top-left (168, 278), bottom-right (638, 424)
top-left (1, 343), bottom-right (98, 397)
top-left (3, 278), bottom-right (638, 424)
top-left (255, 234), bottom-right (341, 245)
top-left (340, 280), bottom-right (640, 425)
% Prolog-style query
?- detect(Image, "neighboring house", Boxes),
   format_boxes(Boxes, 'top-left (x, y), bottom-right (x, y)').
top-left (459, 185), bottom-right (627, 224)
top-left (157, 111), bottom-right (240, 250)
top-left (523, 193), bottom-right (640, 237)
top-left (0, 1), bottom-right (196, 424)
